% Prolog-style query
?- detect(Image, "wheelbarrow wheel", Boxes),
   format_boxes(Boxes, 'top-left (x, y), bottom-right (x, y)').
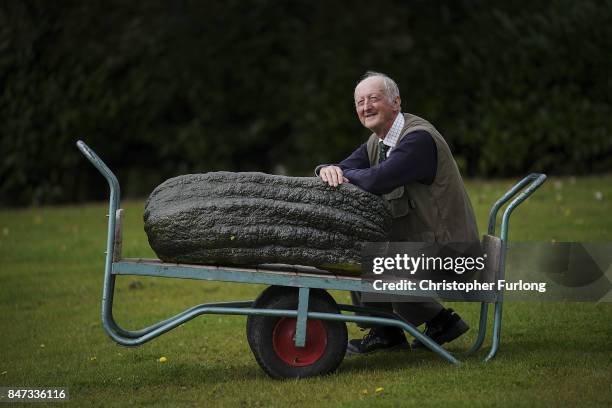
top-left (246, 286), bottom-right (347, 379)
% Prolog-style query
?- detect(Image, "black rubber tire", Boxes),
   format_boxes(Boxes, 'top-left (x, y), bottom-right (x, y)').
top-left (246, 286), bottom-right (347, 379)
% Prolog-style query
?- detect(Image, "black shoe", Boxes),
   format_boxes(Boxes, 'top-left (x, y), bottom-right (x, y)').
top-left (411, 308), bottom-right (469, 349)
top-left (346, 327), bottom-right (409, 355)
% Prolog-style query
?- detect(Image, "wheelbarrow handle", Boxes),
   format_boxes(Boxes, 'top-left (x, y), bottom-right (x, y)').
top-left (76, 140), bottom-right (121, 208)
top-left (487, 173), bottom-right (547, 237)
top-left (77, 140), bottom-right (122, 330)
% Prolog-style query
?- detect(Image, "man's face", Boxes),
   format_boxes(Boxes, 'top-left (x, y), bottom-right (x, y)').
top-left (354, 77), bottom-right (400, 137)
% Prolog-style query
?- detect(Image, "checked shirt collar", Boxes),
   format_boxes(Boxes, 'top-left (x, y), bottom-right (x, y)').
top-left (379, 113), bottom-right (405, 160)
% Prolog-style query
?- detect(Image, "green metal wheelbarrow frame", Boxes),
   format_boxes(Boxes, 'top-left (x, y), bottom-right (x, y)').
top-left (77, 140), bottom-right (546, 368)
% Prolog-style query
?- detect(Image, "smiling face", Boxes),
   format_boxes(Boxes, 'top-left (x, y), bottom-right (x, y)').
top-left (354, 76), bottom-right (401, 138)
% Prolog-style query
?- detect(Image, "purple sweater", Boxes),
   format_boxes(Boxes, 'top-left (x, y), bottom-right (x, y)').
top-left (322, 130), bottom-right (437, 195)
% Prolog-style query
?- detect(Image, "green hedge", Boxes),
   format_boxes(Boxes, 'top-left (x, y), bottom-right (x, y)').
top-left (1, 0), bottom-right (610, 205)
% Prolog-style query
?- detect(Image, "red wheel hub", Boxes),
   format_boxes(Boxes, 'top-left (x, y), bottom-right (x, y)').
top-left (272, 317), bottom-right (327, 366)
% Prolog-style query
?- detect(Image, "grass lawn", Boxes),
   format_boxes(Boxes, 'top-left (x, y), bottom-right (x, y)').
top-left (1, 175), bottom-right (611, 407)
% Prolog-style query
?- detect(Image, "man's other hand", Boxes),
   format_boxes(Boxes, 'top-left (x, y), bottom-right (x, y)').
top-left (319, 166), bottom-right (349, 187)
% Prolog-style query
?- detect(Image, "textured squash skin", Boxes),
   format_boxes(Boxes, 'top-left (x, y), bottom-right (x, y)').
top-left (144, 172), bottom-right (392, 270)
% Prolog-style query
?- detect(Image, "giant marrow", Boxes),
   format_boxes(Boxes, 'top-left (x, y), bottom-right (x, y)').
top-left (144, 172), bottom-right (392, 272)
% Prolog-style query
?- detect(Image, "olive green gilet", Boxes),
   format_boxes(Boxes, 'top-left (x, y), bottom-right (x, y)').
top-left (366, 113), bottom-right (479, 243)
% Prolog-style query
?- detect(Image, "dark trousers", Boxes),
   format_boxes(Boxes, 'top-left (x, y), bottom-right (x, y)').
top-left (350, 291), bottom-right (443, 327)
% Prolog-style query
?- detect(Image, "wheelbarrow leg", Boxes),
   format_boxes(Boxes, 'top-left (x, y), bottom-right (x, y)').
top-left (485, 301), bottom-right (503, 361)
top-left (466, 302), bottom-right (489, 354)
top-left (295, 287), bottom-right (310, 347)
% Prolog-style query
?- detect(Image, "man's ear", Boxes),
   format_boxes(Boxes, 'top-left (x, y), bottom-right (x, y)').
top-left (394, 96), bottom-right (401, 112)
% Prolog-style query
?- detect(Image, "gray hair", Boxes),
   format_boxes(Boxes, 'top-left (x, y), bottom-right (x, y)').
top-left (356, 71), bottom-right (401, 104)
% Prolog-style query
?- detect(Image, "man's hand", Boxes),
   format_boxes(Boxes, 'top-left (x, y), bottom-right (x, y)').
top-left (319, 165), bottom-right (349, 187)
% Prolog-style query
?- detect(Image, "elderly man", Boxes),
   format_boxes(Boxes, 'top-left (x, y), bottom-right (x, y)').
top-left (316, 71), bottom-right (479, 354)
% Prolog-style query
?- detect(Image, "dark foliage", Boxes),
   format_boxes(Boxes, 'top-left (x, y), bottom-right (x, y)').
top-left (1, 0), bottom-right (610, 205)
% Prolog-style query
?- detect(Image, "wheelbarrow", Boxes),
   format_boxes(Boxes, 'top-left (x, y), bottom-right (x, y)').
top-left (76, 140), bottom-right (546, 379)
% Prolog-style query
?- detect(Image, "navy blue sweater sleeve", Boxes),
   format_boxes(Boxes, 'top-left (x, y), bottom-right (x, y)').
top-left (343, 130), bottom-right (437, 195)
top-left (337, 143), bottom-right (369, 171)
top-left (314, 143), bottom-right (369, 175)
